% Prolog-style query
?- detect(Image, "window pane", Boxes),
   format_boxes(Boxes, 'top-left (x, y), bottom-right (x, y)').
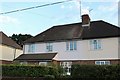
top-left (90, 40), bottom-right (101, 50)
top-left (95, 61), bottom-right (100, 65)
top-left (70, 41), bottom-right (73, 50)
top-left (98, 40), bottom-right (101, 49)
top-left (46, 43), bottom-right (53, 52)
top-left (101, 61), bottom-right (105, 65)
top-left (94, 40), bottom-right (97, 49)
top-left (105, 61), bottom-right (110, 65)
top-left (74, 41), bottom-right (77, 50)
top-left (28, 44), bottom-right (35, 52)
top-left (66, 41), bottom-right (77, 51)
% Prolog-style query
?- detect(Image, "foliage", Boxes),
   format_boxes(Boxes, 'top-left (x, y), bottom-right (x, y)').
top-left (71, 64), bottom-right (120, 79)
top-left (3, 64), bottom-right (120, 79)
top-left (9, 34), bottom-right (32, 47)
top-left (2, 65), bottom-right (61, 78)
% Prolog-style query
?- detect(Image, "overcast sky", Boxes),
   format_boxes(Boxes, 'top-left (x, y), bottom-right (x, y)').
top-left (0, 0), bottom-right (119, 36)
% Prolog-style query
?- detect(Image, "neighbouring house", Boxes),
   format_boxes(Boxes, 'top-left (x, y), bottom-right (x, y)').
top-left (0, 32), bottom-right (23, 64)
top-left (15, 14), bottom-right (120, 74)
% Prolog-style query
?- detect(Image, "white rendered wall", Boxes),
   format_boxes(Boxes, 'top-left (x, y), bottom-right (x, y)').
top-left (24, 37), bottom-right (119, 61)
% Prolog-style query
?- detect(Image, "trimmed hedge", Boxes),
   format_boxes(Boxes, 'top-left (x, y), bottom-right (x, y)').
top-left (71, 64), bottom-right (120, 79)
top-left (2, 64), bottom-right (120, 79)
top-left (2, 65), bottom-right (61, 78)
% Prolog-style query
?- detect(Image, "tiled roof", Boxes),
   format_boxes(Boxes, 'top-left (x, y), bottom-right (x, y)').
top-left (0, 32), bottom-right (22, 49)
top-left (14, 53), bottom-right (57, 61)
top-left (24, 20), bottom-right (120, 43)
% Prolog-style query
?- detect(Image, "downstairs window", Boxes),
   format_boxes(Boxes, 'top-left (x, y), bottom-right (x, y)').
top-left (95, 61), bottom-right (110, 65)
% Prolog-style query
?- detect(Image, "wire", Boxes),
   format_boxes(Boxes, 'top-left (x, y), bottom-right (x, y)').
top-left (0, 0), bottom-right (73, 15)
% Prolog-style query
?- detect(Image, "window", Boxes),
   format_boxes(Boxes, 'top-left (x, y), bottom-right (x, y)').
top-left (28, 44), bottom-right (35, 52)
top-left (20, 61), bottom-right (28, 65)
top-left (90, 40), bottom-right (101, 50)
top-left (60, 62), bottom-right (72, 75)
top-left (39, 62), bottom-right (47, 66)
top-left (60, 62), bottom-right (72, 68)
top-left (66, 41), bottom-right (77, 51)
top-left (46, 43), bottom-right (53, 52)
top-left (95, 61), bottom-right (110, 65)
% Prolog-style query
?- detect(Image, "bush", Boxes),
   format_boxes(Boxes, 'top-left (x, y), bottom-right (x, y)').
top-left (2, 65), bottom-right (60, 77)
top-left (3, 64), bottom-right (120, 79)
top-left (71, 64), bottom-right (120, 79)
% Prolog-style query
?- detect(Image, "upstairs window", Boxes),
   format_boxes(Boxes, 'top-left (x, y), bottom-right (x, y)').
top-left (46, 43), bottom-right (53, 52)
top-left (28, 44), bottom-right (35, 52)
top-left (66, 41), bottom-right (77, 51)
top-left (90, 40), bottom-right (101, 50)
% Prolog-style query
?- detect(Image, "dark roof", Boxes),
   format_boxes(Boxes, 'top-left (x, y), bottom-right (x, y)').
top-left (14, 53), bottom-right (57, 61)
top-left (0, 32), bottom-right (22, 49)
top-left (24, 20), bottom-right (120, 43)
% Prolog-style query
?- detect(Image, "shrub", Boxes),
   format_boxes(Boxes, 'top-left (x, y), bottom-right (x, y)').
top-left (2, 65), bottom-right (60, 77)
top-left (71, 64), bottom-right (120, 79)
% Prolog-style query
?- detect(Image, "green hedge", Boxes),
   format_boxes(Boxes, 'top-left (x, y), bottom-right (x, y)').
top-left (71, 64), bottom-right (120, 79)
top-left (2, 64), bottom-right (120, 79)
top-left (2, 65), bottom-right (62, 78)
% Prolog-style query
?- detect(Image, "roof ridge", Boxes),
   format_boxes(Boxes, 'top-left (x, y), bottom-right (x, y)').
top-left (53, 20), bottom-right (105, 27)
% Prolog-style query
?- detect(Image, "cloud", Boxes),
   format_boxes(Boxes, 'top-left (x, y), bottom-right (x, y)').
top-left (60, 1), bottom-right (78, 10)
top-left (61, 5), bottom-right (65, 9)
top-left (69, 5), bottom-right (73, 9)
top-left (98, 3), bottom-right (118, 12)
top-left (0, 15), bottom-right (20, 24)
top-left (73, 0), bottom-right (80, 9)
top-left (98, 0), bottom-right (119, 2)
top-left (81, 9), bottom-right (89, 15)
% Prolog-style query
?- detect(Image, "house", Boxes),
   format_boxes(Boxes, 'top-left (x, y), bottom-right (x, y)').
top-left (0, 32), bottom-right (23, 64)
top-left (15, 14), bottom-right (120, 74)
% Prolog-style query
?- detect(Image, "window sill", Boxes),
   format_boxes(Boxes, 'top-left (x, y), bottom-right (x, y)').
top-left (65, 50), bottom-right (77, 52)
top-left (89, 49), bottom-right (103, 51)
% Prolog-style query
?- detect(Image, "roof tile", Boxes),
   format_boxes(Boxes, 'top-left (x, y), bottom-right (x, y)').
top-left (24, 20), bottom-right (120, 43)
top-left (0, 32), bottom-right (22, 49)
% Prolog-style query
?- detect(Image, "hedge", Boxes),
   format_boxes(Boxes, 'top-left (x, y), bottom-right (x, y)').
top-left (2, 64), bottom-right (120, 79)
top-left (2, 65), bottom-right (62, 78)
top-left (71, 64), bottom-right (120, 79)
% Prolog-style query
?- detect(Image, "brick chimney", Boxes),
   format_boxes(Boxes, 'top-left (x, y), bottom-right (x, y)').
top-left (81, 14), bottom-right (90, 27)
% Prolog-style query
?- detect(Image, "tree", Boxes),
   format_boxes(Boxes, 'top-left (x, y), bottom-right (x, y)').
top-left (10, 34), bottom-right (33, 47)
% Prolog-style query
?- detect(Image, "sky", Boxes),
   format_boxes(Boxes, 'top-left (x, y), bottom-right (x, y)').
top-left (0, 0), bottom-right (119, 36)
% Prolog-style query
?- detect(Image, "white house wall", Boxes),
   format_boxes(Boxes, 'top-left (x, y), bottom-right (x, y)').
top-left (118, 37), bottom-right (120, 59)
top-left (0, 44), bottom-right (23, 61)
top-left (24, 37), bottom-right (119, 61)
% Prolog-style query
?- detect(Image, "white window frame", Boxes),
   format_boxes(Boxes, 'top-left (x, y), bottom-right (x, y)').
top-left (90, 39), bottom-right (102, 50)
top-left (20, 61), bottom-right (28, 65)
top-left (39, 62), bottom-right (47, 66)
top-left (28, 44), bottom-right (35, 52)
top-left (60, 62), bottom-right (72, 75)
top-left (66, 41), bottom-right (77, 51)
top-left (46, 43), bottom-right (53, 52)
top-left (95, 61), bottom-right (110, 65)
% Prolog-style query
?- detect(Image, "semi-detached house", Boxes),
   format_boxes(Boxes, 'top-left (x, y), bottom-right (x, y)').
top-left (0, 32), bottom-right (22, 64)
top-left (15, 14), bottom-right (120, 74)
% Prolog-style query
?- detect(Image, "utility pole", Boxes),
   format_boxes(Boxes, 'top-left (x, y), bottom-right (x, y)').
top-left (78, 0), bottom-right (82, 19)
